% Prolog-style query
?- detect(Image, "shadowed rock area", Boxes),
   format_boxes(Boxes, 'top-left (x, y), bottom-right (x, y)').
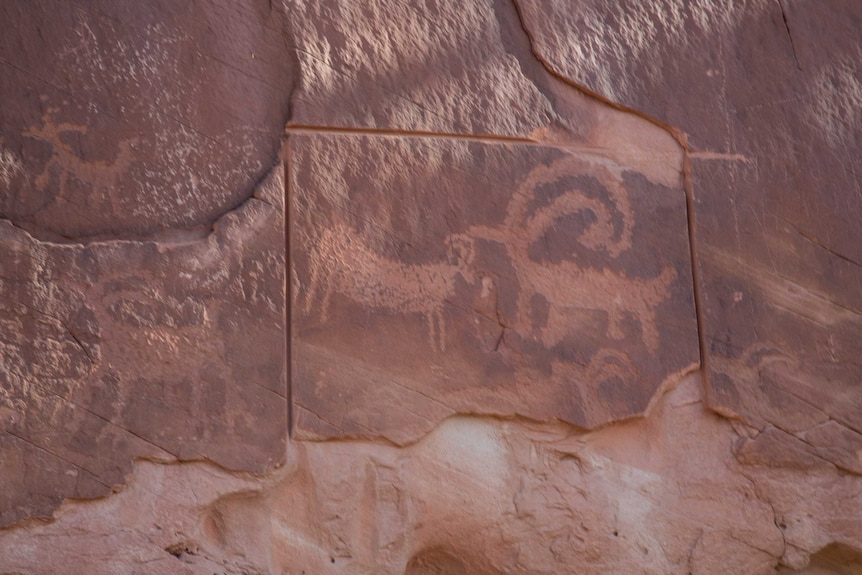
top-left (1, 0), bottom-right (860, 573)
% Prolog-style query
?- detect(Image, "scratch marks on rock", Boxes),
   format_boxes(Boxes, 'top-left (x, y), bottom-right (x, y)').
top-left (776, 0), bottom-right (802, 71)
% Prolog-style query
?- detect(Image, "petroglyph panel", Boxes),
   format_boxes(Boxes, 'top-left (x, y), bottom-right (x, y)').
top-left (517, 0), bottom-right (862, 471)
top-left (0, 164), bottom-right (286, 527)
top-left (0, 0), bottom-right (294, 240)
top-left (290, 133), bottom-right (698, 442)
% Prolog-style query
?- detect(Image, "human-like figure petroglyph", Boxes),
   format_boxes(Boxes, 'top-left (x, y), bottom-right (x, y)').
top-left (467, 158), bottom-right (675, 353)
top-left (301, 224), bottom-right (477, 351)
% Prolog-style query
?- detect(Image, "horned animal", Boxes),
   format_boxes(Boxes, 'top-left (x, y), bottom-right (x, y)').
top-left (301, 224), bottom-right (477, 351)
top-left (467, 158), bottom-right (674, 352)
top-left (24, 110), bottom-right (134, 198)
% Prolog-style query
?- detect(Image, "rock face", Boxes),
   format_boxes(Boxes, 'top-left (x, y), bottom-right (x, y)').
top-left (0, 0), bottom-right (290, 527)
top-left (0, 375), bottom-right (859, 575)
top-left (0, 0), bottom-right (294, 240)
top-left (290, 132), bottom-right (696, 442)
top-left (515, 0), bottom-right (862, 471)
top-left (0, 166), bottom-right (286, 526)
top-left (1, 0), bottom-right (861, 574)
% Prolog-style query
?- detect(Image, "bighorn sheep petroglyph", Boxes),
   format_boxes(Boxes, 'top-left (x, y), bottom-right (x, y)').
top-left (301, 224), bottom-right (477, 352)
top-left (467, 158), bottom-right (675, 353)
top-left (299, 157), bottom-right (675, 354)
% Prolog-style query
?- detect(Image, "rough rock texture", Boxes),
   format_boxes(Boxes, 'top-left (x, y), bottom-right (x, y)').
top-left (1, 0), bottom-right (861, 573)
top-left (0, 0), bottom-right (294, 240)
top-left (0, 0), bottom-right (290, 527)
top-left (1, 376), bottom-right (860, 574)
top-left (515, 0), bottom-right (862, 473)
top-left (287, 0), bottom-right (696, 443)
top-left (0, 164), bottom-right (286, 527)
top-left (291, 132), bottom-right (697, 442)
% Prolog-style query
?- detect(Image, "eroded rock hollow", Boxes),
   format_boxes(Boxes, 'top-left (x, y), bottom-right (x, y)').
top-left (1, 0), bottom-right (861, 573)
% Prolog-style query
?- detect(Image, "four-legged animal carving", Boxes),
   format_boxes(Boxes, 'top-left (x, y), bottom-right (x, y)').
top-left (467, 158), bottom-right (675, 352)
top-left (299, 157), bottom-right (677, 354)
top-left (301, 225), bottom-right (476, 352)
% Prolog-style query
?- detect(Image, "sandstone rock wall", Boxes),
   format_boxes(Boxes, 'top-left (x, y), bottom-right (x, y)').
top-left (1, 0), bottom-right (860, 573)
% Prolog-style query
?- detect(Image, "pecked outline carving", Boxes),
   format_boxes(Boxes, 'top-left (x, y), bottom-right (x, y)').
top-left (300, 223), bottom-right (477, 352)
top-left (467, 156), bottom-right (676, 353)
top-left (296, 153), bottom-right (677, 355)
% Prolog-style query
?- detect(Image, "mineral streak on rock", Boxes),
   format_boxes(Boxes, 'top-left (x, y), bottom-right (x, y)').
top-left (1, 0), bottom-right (862, 572)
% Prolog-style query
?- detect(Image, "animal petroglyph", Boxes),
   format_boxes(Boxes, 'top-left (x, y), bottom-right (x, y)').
top-left (23, 109), bottom-right (134, 206)
top-left (547, 348), bottom-right (642, 424)
top-left (301, 224), bottom-right (477, 351)
top-left (468, 157), bottom-right (675, 353)
top-left (299, 156), bottom-right (675, 355)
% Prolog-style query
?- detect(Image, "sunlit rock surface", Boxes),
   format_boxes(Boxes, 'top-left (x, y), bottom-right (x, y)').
top-left (1, 0), bottom-right (860, 573)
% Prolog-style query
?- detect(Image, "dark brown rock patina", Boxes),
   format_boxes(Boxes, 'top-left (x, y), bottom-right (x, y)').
top-left (289, 132), bottom-right (697, 443)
